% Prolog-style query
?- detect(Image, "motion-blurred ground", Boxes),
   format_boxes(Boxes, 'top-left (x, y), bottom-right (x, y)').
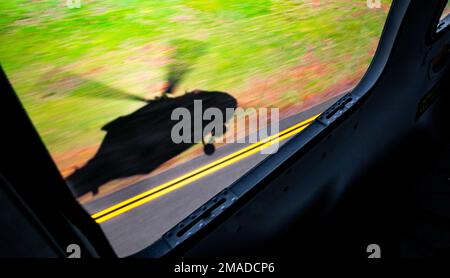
top-left (0, 0), bottom-right (391, 201)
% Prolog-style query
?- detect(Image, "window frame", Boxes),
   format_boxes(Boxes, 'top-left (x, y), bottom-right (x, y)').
top-left (0, 0), bottom-right (414, 258)
top-left (134, 0), bottom-right (412, 258)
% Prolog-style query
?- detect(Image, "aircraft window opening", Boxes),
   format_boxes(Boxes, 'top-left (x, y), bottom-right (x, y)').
top-left (437, 0), bottom-right (450, 33)
top-left (441, 1), bottom-right (450, 21)
top-left (0, 0), bottom-right (393, 256)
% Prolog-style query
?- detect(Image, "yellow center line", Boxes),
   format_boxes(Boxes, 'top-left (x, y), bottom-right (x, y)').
top-left (92, 114), bottom-right (319, 223)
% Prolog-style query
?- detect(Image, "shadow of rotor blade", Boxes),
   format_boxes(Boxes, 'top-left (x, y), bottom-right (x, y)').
top-left (67, 75), bottom-right (149, 103)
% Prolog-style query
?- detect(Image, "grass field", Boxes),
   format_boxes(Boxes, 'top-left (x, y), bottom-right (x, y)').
top-left (0, 0), bottom-right (391, 197)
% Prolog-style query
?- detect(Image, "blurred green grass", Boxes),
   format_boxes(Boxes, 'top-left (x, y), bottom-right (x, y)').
top-left (0, 0), bottom-right (391, 156)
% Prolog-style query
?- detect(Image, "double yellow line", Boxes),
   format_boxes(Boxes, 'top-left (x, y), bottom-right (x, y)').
top-left (92, 114), bottom-right (318, 223)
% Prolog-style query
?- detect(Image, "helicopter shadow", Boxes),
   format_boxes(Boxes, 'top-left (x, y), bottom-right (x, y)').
top-left (65, 79), bottom-right (237, 198)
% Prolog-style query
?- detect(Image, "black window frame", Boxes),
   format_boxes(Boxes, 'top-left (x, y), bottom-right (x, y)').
top-left (4, 0), bottom-right (441, 258)
top-left (135, 0), bottom-right (413, 258)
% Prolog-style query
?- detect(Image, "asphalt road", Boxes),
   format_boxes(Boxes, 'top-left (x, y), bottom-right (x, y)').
top-left (82, 96), bottom-right (342, 257)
